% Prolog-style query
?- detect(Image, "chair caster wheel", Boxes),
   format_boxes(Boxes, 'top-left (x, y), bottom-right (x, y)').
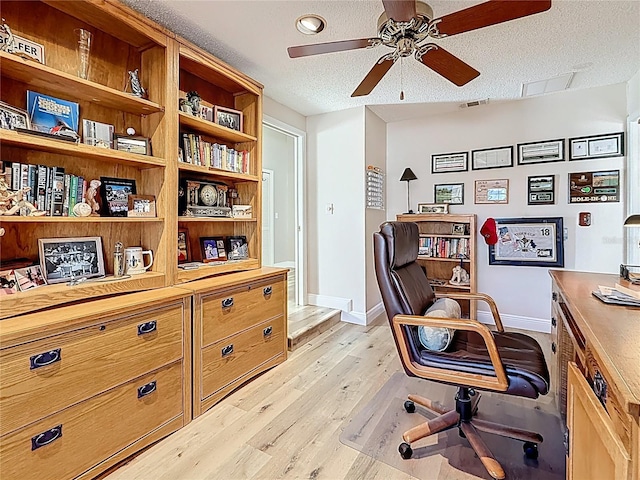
top-left (399, 442), bottom-right (413, 459)
top-left (523, 442), bottom-right (539, 459)
top-left (404, 400), bottom-right (416, 413)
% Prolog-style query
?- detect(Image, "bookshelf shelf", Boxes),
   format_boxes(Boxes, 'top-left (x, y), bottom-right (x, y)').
top-left (0, 51), bottom-right (164, 115)
top-left (418, 256), bottom-right (471, 262)
top-left (176, 258), bottom-right (260, 283)
top-left (177, 163), bottom-right (259, 182)
top-left (179, 112), bottom-right (256, 143)
top-left (0, 217), bottom-right (164, 223)
top-left (178, 216), bottom-right (257, 223)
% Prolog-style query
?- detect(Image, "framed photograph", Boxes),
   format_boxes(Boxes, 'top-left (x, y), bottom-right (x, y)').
top-left (434, 183), bottom-right (464, 204)
top-left (232, 204), bottom-right (253, 219)
top-left (569, 132), bottom-right (624, 161)
top-left (82, 119), bottom-right (114, 148)
top-left (0, 101), bottom-right (31, 131)
top-left (100, 176), bottom-right (137, 217)
top-left (474, 179), bottom-right (509, 204)
top-left (569, 170), bottom-right (620, 203)
top-left (471, 145), bottom-right (513, 170)
top-left (489, 217), bottom-right (564, 267)
top-left (227, 235), bottom-right (248, 260)
top-left (431, 152), bottom-right (468, 174)
top-left (38, 237), bottom-right (105, 284)
top-left (0, 269), bottom-right (18, 295)
top-left (200, 236), bottom-right (227, 263)
top-left (214, 106), bottom-right (243, 132)
top-left (517, 139), bottom-right (565, 165)
top-left (14, 265), bottom-right (48, 291)
top-left (528, 175), bottom-right (555, 205)
top-left (417, 203), bottom-right (449, 214)
top-left (452, 223), bottom-right (467, 235)
top-left (178, 228), bottom-right (191, 264)
top-left (127, 194), bottom-right (156, 218)
top-left (114, 134), bottom-right (151, 156)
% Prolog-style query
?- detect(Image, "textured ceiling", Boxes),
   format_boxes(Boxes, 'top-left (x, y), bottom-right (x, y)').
top-left (124, 0), bottom-right (640, 121)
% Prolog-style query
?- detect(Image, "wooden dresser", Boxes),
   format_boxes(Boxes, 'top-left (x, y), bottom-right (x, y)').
top-left (181, 267), bottom-right (288, 417)
top-left (0, 288), bottom-right (192, 480)
top-left (550, 270), bottom-right (640, 480)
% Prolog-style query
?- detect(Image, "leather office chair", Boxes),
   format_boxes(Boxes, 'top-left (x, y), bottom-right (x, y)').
top-left (373, 221), bottom-right (550, 480)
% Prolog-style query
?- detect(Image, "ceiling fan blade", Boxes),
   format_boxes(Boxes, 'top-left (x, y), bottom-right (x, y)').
top-left (420, 47), bottom-right (480, 86)
top-left (382, 0), bottom-right (416, 22)
top-left (434, 0), bottom-right (552, 37)
top-left (351, 57), bottom-right (395, 97)
top-left (288, 39), bottom-right (376, 58)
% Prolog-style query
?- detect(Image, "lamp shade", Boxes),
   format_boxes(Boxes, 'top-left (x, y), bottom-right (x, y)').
top-left (400, 168), bottom-right (417, 182)
top-left (624, 214), bottom-right (640, 227)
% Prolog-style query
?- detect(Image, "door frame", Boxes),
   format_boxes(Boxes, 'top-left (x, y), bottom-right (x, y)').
top-left (262, 168), bottom-right (275, 266)
top-left (263, 115), bottom-right (307, 305)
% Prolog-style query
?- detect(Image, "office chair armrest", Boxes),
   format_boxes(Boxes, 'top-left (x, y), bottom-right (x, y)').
top-left (434, 291), bottom-right (504, 332)
top-left (392, 314), bottom-right (509, 392)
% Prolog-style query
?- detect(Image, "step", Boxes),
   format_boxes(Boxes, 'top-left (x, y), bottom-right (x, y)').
top-left (287, 307), bottom-right (341, 351)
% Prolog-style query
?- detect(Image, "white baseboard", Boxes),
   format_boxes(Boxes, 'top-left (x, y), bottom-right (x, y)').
top-left (366, 302), bottom-right (386, 325)
top-left (307, 294), bottom-right (384, 326)
top-left (477, 311), bottom-right (551, 333)
top-left (274, 261), bottom-right (295, 268)
top-left (308, 294), bottom-right (352, 313)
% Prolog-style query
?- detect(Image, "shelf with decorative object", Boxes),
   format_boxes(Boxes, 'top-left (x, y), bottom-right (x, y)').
top-left (177, 162), bottom-right (259, 182)
top-left (176, 258), bottom-right (260, 284)
top-left (0, 216), bottom-right (164, 224)
top-left (179, 112), bottom-right (256, 143)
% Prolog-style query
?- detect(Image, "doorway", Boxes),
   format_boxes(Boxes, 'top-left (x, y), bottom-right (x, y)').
top-left (261, 117), bottom-right (306, 309)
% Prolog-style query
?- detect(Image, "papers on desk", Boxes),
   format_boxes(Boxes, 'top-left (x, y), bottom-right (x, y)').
top-left (593, 285), bottom-right (640, 307)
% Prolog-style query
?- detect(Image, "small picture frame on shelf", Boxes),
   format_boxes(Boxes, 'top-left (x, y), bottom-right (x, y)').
top-left (214, 106), bottom-right (243, 132)
top-left (100, 176), bottom-right (137, 217)
top-left (200, 236), bottom-right (227, 263)
top-left (114, 134), bottom-right (151, 156)
top-left (82, 119), bottom-right (114, 149)
top-left (227, 235), bottom-right (248, 260)
top-left (178, 228), bottom-right (191, 264)
top-left (14, 265), bottom-right (47, 291)
top-left (0, 269), bottom-right (18, 295)
top-left (232, 204), bottom-right (252, 219)
top-left (417, 203), bottom-right (449, 214)
top-left (127, 194), bottom-right (156, 218)
top-left (38, 236), bottom-right (105, 284)
top-left (0, 101), bottom-right (30, 131)
top-left (451, 223), bottom-right (467, 235)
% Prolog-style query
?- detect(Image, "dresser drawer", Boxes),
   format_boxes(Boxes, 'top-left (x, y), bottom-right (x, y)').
top-left (0, 360), bottom-right (183, 480)
top-left (0, 302), bottom-right (184, 436)
top-left (201, 316), bottom-right (284, 400)
top-left (200, 278), bottom-right (284, 347)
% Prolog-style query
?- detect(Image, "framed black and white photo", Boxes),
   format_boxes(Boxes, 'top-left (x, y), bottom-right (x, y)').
top-left (417, 203), bottom-right (449, 214)
top-left (489, 217), bottom-right (564, 267)
top-left (431, 152), bottom-right (468, 174)
top-left (528, 175), bottom-right (555, 205)
top-left (38, 237), bottom-right (105, 284)
top-left (474, 179), bottom-right (508, 204)
top-left (214, 106), bottom-right (243, 132)
top-left (517, 139), bottom-right (565, 165)
top-left (200, 236), bottom-right (227, 262)
top-left (0, 101), bottom-right (30, 131)
top-left (471, 145), bottom-right (513, 170)
top-left (100, 176), bottom-right (137, 217)
top-left (114, 134), bottom-right (150, 155)
top-left (227, 235), bottom-right (248, 260)
top-left (569, 132), bottom-right (624, 160)
top-left (434, 183), bottom-right (464, 204)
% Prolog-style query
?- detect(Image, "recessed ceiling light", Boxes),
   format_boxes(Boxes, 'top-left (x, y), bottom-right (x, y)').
top-left (296, 15), bottom-right (326, 35)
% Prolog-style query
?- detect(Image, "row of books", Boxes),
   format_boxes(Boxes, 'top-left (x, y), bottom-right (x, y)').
top-left (2, 161), bottom-right (87, 216)
top-left (179, 133), bottom-right (250, 174)
top-left (418, 236), bottom-right (470, 259)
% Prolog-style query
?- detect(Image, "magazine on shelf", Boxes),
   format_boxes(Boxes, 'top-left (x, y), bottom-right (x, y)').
top-left (26, 90), bottom-right (79, 136)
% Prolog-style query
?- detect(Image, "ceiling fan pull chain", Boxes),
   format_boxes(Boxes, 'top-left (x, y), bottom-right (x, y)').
top-left (400, 57), bottom-right (405, 101)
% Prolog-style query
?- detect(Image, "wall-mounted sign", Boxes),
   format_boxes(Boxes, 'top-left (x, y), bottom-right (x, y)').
top-left (569, 170), bottom-right (620, 203)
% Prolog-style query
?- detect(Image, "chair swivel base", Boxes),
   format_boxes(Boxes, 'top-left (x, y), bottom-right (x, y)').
top-left (398, 387), bottom-right (543, 480)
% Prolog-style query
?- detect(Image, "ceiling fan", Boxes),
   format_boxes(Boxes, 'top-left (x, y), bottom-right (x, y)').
top-left (287, 0), bottom-right (552, 97)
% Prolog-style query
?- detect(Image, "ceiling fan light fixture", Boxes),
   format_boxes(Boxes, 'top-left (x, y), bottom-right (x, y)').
top-left (296, 15), bottom-right (326, 35)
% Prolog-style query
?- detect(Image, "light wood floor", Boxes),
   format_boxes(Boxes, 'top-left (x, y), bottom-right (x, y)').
top-left (106, 317), bottom-right (556, 480)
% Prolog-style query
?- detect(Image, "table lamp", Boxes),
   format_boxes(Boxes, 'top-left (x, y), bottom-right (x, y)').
top-left (400, 167), bottom-right (417, 214)
top-left (624, 214), bottom-right (640, 227)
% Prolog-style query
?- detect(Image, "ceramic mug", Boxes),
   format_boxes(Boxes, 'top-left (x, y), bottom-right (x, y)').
top-left (124, 247), bottom-right (153, 275)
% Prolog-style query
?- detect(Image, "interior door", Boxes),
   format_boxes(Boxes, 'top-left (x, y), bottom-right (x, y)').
top-left (566, 362), bottom-right (630, 480)
top-left (261, 169), bottom-right (274, 266)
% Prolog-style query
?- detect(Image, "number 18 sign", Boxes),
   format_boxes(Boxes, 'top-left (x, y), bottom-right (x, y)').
top-left (489, 217), bottom-right (564, 267)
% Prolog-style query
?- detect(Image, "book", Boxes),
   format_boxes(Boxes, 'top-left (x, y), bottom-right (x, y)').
top-left (49, 166), bottom-right (65, 216)
top-left (26, 91), bottom-right (79, 139)
top-left (614, 282), bottom-right (640, 300)
top-left (36, 165), bottom-right (47, 211)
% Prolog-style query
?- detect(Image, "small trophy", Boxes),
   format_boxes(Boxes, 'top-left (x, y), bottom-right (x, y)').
top-left (126, 69), bottom-right (147, 98)
top-left (114, 241), bottom-right (124, 277)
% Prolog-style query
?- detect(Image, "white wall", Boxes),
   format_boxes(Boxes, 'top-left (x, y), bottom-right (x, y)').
top-left (365, 108), bottom-right (387, 315)
top-left (626, 70), bottom-right (640, 264)
top-left (386, 83), bottom-right (627, 329)
top-left (263, 96), bottom-right (306, 132)
top-left (262, 126), bottom-right (295, 264)
top-left (307, 107), bottom-right (367, 320)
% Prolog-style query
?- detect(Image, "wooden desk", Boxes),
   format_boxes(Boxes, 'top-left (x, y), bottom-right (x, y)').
top-left (550, 270), bottom-right (640, 480)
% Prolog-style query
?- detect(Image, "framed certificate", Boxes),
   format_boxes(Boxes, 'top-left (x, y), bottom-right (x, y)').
top-left (489, 217), bottom-right (564, 267)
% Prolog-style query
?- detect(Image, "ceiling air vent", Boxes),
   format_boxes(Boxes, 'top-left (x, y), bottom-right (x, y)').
top-left (460, 99), bottom-right (489, 109)
top-left (521, 72), bottom-right (574, 97)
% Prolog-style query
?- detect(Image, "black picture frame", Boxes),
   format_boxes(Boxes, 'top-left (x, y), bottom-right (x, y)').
top-left (471, 145), bottom-right (514, 170)
top-left (528, 175), bottom-right (556, 205)
top-left (517, 139), bottom-right (565, 165)
top-left (114, 134), bottom-right (151, 156)
top-left (100, 176), bottom-right (137, 217)
top-left (431, 152), bottom-right (468, 174)
top-left (569, 132), bottom-right (624, 161)
top-left (227, 235), bottom-right (248, 260)
top-left (488, 217), bottom-right (564, 267)
top-left (38, 236), bottom-right (106, 283)
top-left (200, 236), bottom-right (227, 262)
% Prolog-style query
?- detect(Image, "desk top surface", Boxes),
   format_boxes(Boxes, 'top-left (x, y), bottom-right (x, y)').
top-left (550, 270), bottom-right (640, 409)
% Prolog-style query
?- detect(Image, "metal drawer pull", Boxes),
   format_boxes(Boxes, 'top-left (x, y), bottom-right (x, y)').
top-left (31, 425), bottom-right (62, 450)
top-left (551, 342), bottom-right (556, 354)
top-left (594, 371), bottom-right (608, 408)
top-left (221, 344), bottom-right (234, 357)
top-left (263, 286), bottom-right (272, 296)
top-left (30, 349), bottom-right (61, 370)
top-left (137, 381), bottom-right (157, 398)
top-left (137, 321), bottom-right (157, 335)
top-left (551, 317), bottom-right (556, 327)
top-left (263, 326), bottom-right (273, 337)
top-left (552, 292), bottom-right (558, 301)
top-left (221, 297), bottom-right (234, 308)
